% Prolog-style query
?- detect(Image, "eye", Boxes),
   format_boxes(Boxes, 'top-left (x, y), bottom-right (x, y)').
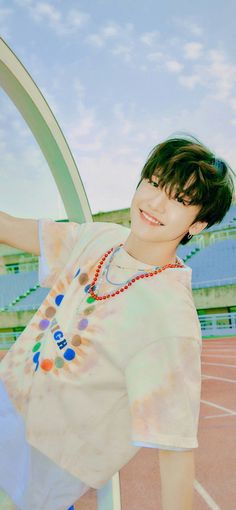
top-left (175, 196), bottom-right (184, 203)
top-left (148, 177), bottom-right (159, 188)
top-left (174, 195), bottom-right (189, 206)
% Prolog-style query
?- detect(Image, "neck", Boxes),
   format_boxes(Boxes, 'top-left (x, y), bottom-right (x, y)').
top-left (123, 234), bottom-right (178, 267)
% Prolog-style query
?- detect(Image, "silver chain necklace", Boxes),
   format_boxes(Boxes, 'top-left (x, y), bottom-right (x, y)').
top-left (94, 245), bottom-right (161, 293)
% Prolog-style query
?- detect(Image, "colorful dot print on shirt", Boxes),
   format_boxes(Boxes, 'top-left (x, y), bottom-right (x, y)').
top-left (32, 266), bottom-right (96, 372)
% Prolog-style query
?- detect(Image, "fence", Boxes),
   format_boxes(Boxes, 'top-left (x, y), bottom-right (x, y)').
top-left (199, 312), bottom-right (236, 337)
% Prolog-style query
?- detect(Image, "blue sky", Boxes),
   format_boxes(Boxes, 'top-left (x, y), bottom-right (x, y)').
top-left (0, 0), bottom-right (236, 220)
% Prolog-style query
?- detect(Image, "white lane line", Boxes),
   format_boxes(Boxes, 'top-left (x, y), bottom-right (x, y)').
top-left (112, 473), bottom-right (121, 510)
top-left (194, 479), bottom-right (222, 510)
top-left (201, 362), bottom-right (236, 368)
top-left (202, 343), bottom-right (236, 345)
top-left (203, 340), bottom-right (236, 342)
top-left (202, 349), bottom-right (236, 352)
top-left (203, 413), bottom-right (236, 419)
top-left (202, 374), bottom-right (236, 384)
top-left (200, 399), bottom-right (236, 415)
top-left (203, 339), bottom-right (236, 341)
top-left (201, 354), bottom-right (236, 358)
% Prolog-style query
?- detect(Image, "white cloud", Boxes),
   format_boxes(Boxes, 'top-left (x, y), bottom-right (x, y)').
top-left (74, 149), bottom-right (142, 214)
top-left (112, 44), bottom-right (134, 63)
top-left (125, 23), bottom-right (134, 32)
top-left (178, 74), bottom-right (202, 88)
top-left (84, 20), bottom-right (176, 70)
top-left (65, 96), bottom-right (106, 151)
top-left (74, 79), bottom-right (85, 100)
top-left (85, 22), bottom-right (136, 64)
top-left (0, 6), bottom-right (13, 18)
top-left (173, 16), bottom-right (203, 37)
top-left (32, 2), bottom-right (60, 23)
top-left (112, 103), bottom-right (135, 135)
top-left (85, 33), bottom-right (104, 48)
top-left (70, 128), bottom-right (108, 153)
top-left (14, 0), bottom-right (90, 36)
top-left (101, 22), bottom-right (119, 38)
top-left (188, 23), bottom-right (203, 37)
top-left (11, 119), bottom-right (29, 138)
top-left (176, 47), bottom-right (236, 121)
top-left (229, 98), bottom-right (236, 111)
top-left (206, 49), bottom-right (236, 100)
top-left (66, 8), bottom-right (90, 29)
top-left (165, 60), bottom-right (184, 73)
top-left (86, 21), bottom-right (120, 48)
top-left (73, 111), bottom-right (95, 137)
top-left (14, 0), bottom-right (32, 7)
top-left (146, 51), bottom-right (163, 62)
top-left (183, 42), bottom-right (203, 60)
top-left (140, 31), bottom-right (159, 46)
top-left (0, 6), bottom-right (13, 38)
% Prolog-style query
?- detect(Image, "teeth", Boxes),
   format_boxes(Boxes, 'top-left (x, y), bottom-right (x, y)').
top-left (142, 211), bottom-right (161, 224)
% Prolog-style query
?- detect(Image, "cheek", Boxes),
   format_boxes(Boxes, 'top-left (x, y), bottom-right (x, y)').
top-left (169, 209), bottom-right (190, 229)
top-left (131, 189), bottom-right (144, 207)
top-left (130, 195), bottom-right (138, 212)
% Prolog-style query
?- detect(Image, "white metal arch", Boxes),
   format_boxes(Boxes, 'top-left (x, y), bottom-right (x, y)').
top-left (0, 37), bottom-right (92, 223)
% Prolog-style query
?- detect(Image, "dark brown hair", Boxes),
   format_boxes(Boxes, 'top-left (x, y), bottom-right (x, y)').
top-left (136, 134), bottom-right (235, 245)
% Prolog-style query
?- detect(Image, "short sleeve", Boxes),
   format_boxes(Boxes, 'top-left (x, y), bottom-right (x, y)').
top-left (125, 336), bottom-right (202, 450)
top-left (38, 218), bottom-right (82, 288)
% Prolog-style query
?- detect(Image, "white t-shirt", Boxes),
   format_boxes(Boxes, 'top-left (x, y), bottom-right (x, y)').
top-left (0, 219), bottom-right (202, 490)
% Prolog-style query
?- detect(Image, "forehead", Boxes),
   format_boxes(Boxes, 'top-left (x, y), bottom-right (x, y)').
top-left (153, 170), bottom-right (196, 193)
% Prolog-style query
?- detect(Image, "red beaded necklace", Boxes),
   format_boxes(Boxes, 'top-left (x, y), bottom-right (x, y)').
top-left (88, 243), bottom-right (185, 301)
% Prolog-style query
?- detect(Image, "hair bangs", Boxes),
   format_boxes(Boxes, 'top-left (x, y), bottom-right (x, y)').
top-left (152, 163), bottom-right (206, 206)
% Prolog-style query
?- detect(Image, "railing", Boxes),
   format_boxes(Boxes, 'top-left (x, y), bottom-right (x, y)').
top-left (0, 261), bottom-right (38, 274)
top-left (192, 276), bottom-right (236, 288)
top-left (199, 312), bottom-right (236, 337)
top-left (1, 302), bottom-right (40, 312)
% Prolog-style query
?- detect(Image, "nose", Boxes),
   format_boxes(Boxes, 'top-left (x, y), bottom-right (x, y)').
top-left (148, 188), bottom-right (169, 212)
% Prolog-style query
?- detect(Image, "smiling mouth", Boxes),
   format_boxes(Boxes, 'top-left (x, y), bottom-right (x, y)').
top-left (139, 209), bottom-right (164, 226)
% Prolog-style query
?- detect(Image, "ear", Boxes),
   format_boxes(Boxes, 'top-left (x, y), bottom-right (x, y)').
top-left (189, 221), bottom-right (208, 236)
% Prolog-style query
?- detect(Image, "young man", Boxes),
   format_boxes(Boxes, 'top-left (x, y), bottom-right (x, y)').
top-left (0, 135), bottom-right (234, 510)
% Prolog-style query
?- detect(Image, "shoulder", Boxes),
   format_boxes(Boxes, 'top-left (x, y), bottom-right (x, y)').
top-left (67, 221), bottom-right (130, 269)
top-left (76, 220), bottom-right (130, 247)
top-left (78, 220), bottom-right (129, 236)
top-left (152, 268), bottom-right (201, 342)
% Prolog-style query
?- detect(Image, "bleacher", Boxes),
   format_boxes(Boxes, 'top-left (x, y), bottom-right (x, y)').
top-left (177, 242), bottom-right (200, 260)
top-left (206, 203), bottom-right (236, 232)
top-left (187, 239), bottom-right (236, 288)
top-left (0, 270), bottom-right (48, 311)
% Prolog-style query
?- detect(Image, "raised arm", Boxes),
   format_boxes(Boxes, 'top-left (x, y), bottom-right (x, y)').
top-left (0, 211), bottom-right (40, 256)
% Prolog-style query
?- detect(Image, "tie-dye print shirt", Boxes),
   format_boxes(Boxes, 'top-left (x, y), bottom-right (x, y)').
top-left (0, 219), bottom-right (202, 489)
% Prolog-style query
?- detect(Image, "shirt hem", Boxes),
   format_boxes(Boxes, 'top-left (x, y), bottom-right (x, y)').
top-left (132, 434), bottom-right (198, 449)
top-left (132, 441), bottom-right (193, 451)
